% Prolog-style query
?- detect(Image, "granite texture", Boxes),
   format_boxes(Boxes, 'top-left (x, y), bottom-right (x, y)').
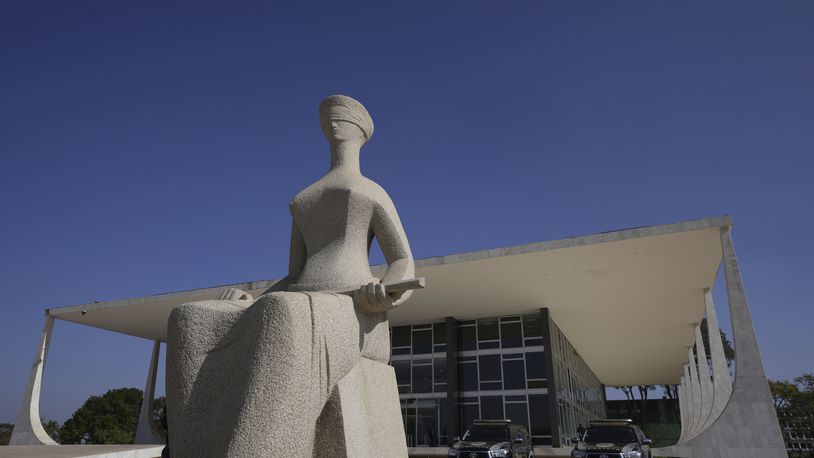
top-left (166, 95), bottom-right (414, 457)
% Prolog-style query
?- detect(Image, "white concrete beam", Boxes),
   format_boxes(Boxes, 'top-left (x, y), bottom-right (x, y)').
top-left (703, 288), bottom-right (732, 429)
top-left (677, 377), bottom-right (687, 443)
top-left (687, 347), bottom-right (702, 439)
top-left (10, 316), bottom-right (58, 445)
top-left (134, 341), bottom-right (162, 444)
top-left (694, 324), bottom-right (714, 431)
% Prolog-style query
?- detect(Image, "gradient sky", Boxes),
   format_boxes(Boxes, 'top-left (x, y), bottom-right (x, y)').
top-left (1, 1), bottom-right (812, 423)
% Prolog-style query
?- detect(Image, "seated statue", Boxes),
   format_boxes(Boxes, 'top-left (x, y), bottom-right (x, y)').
top-left (166, 95), bottom-right (418, 457)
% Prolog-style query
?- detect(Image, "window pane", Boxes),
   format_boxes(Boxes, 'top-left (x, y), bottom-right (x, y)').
top-left (392, 347), bottom-right (411, 356)
top-left (529, 395), bottom-right (550, 436)
top-left (392, 326), bottom-right (411, 348)
top-left (523, 315), bottom-right (543, 338)
top-left (481, 396), bottom-right (504, 420)
top-left (480, 381), bottom-right (502, 391)
top-left (525, 351), bottom-right (545, 380)
top-left (413, 329), bottom-right (432, 354)
top-left (413, 364), bottom-right (432, 393)
top-left (434, 357), bottom-right (447, 384)
top-left (478, 318), bottom-right (500, 341)
top-left (458, 325), bottom-right (477, 351)
top-left (505, 402), bottom-right (529, 429)
top-left (460, 405), bottom-right (480, 433)
top-left (394, 360), bottom-right (411, 385)
top-left (479, 354), bottom-right (501, 381)
top-left (478, 341), bottom-right (500, 350)
top-left (501, 322), bottom-right (523, 348)
top-left (458, 362), bottom-right (478, 391)
top-left (433, 322), bottom-right (446, 344)
top-left (502, 359), bottom-right (525, 390)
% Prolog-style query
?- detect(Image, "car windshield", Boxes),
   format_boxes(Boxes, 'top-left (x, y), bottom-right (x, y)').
top-left (582, 426), bottom-right (638, 444)
top-left (462, 425), bottom-right (510, 442)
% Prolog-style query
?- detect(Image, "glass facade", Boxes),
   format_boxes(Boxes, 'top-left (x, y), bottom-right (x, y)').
top-left (389, 309), bottom-right (605, 448)
top-left (547, 312), bottom-right (606, 446)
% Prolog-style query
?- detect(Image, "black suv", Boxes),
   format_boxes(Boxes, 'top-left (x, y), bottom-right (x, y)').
top-left (569, 419), bottom-right (652, 458)
top-left (448, 419), bottom-right (534, 458)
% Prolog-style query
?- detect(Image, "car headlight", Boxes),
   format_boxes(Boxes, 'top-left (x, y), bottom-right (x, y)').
top-left (490, 449), bottom-right (509, 457)
top-left (622, 452), bottom-right (642, 458)
top-left (448, 449), bottom-right (459, 456)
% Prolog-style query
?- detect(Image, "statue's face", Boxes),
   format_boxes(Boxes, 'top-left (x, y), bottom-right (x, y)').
top-left (322, 119), bottom-right (366, 143)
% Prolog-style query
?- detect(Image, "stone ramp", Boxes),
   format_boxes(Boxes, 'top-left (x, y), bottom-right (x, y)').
top-left (0, 445), bottom-right (164, 458)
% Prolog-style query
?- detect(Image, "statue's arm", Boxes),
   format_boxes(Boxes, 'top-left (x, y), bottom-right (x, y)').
top-left (261, 218), bottom-right (306, 294)
top-left (371, 194), bottom-right (415, 306)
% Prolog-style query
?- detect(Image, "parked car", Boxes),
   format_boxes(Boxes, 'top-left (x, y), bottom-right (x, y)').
top-left (569, 419), bottom-right (652, 458)
top-left (448, 419), bottom-right (534, 458)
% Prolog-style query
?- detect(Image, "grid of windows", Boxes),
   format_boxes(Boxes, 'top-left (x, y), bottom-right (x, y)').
top-left (390, 314), bottom-right (553, 447)
top-left (548, 315), bottom-right (605, 446)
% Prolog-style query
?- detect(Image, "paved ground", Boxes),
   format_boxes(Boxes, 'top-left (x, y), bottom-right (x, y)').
top-left (408, 446), bottom-right (572, 456)
top-left (0, 445), bottom-right (164, 458)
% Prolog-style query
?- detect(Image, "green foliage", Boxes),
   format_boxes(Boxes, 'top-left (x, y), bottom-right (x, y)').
top-left (59, 388), bottom-right (142, 444)
top-left (0, 423), bottom-right (13, 446)
top-left (771, 373), bottom-right (814, 458)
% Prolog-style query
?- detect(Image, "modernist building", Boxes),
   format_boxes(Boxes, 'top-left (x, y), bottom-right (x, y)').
top-left (10, 216), bottom-right (787, 456)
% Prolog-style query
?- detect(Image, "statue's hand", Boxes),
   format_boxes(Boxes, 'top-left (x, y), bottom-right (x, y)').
top-left (218, 288), bottom-right (254, 302)
top-left (353, 282), bottom-right (400, 313)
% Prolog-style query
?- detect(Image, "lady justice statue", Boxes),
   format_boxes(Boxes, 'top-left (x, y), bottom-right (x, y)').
top-left (166, 95), bottom-right (420, 457)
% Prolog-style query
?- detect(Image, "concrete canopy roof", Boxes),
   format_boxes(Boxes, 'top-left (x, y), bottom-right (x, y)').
top-left (47, 216), bottom-right (729, 386)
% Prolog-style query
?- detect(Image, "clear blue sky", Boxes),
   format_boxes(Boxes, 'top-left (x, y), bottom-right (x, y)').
top-left (1, 1), bottom-right (812, 423)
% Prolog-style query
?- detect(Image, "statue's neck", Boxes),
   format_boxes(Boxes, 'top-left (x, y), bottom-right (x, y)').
top-left (330, 141), bottom-right (363, 174)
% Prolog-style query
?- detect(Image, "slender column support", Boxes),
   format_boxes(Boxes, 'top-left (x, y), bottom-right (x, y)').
top-left (444, 317), bottom-right (459, 445)
top-left (694, 325), bottom-right (714, 432)
top-left (677, 378), bottom-right (687, 443)
top-left (681, 364), bottom-right (694, 442)
top-left (703, 288), bottom-right (732, 428)
top-left (687, 347), bottom-right (702, 439)
top-left (10, 315), bottom-right (58, 445)
top-left (135, 340), bottom-right (163, 444)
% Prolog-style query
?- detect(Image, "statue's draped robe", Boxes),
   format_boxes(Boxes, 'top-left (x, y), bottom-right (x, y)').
top-left (166, 291), bottom-right (389, 457)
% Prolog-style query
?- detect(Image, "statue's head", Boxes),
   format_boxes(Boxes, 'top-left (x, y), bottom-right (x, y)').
top-left (319, 95), bottom-right (374, 145)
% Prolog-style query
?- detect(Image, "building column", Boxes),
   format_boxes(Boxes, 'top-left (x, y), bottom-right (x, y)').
top-left (135, 340), bottom-right (162, 444)
top-left (687, 347), bottom-right (703, 439)
top-left (677, 378), bottom-right (687, 443)
top-left (681, 364), bottom-right (693, 442)
top-left (694, 324), bottom-right (714, 432)
top-left (444, 317), bottom-right (459, 445)
top-left (10, 315), bottom-right (58, 445)
top-left (665, 226), bottom-right (787, 457)
top-left (704, 288), bottom-right (732, 428)
top-left (541, 308), bottom-right (561, 448)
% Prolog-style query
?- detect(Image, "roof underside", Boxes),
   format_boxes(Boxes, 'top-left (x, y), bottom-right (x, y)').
top-left (48, 216), bottom-right (729, 386)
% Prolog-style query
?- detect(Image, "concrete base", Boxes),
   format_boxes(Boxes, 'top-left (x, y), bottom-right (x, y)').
top-left (314, 358), bottom-right (408, 457)
top-left (0, 445), bottom-right (164, 458)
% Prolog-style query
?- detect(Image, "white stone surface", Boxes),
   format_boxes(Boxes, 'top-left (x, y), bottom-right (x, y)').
top-left (10, 316), bottom-right (57, 445)
top-left (166, 95), bottom-right (413, 456)
top-left (657, 226), bottom-right (786, 457)
top-left (703, 289), bottom-right (732, 428)
top-left (693, 324), bottom-right (714, 432)
top-left (687, 347), bottom-right (702, 439)
top-left (134, 341), bottom-right (162, 444)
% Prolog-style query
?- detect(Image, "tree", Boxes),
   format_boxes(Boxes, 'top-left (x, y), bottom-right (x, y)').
top-left (771, 373), bottom-right (814, 458)
top-left (0, 423), bottom-right (13, 446)
top-left (59, 388), bottom-right (142, 444)
top-left (769, 380), bottom-right (799, 411)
